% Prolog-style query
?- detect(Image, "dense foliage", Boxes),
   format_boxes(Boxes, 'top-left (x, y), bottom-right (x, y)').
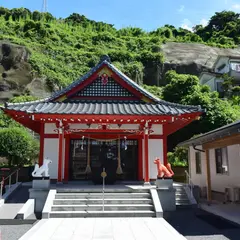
top-left (0, 8), bottom-right (239, 91)
top-left (0, 127), bottom-right (39, 166)
top-left (167, 147), bottom-right (188, 167)
top-left (163, 71), bottom-right (240, 165)
top-left (0, 95), bottom-right (39, 166)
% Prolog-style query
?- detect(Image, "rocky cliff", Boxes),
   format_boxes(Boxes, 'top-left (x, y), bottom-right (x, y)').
top-left (1, 41), bottom-right (240, 102)
top-left (0, 41), bottom-right (50, 103)
top-left (157, 42), bottom-right (240, 85)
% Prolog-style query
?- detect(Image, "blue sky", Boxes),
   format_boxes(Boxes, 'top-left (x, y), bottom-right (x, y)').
top-left (1, 0), bottom-right (240, 31)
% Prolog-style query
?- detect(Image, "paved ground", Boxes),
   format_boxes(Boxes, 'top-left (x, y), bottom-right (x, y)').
top-left (200, 202), bottom-right (240, 226)
top-left (1, 208), bottom-right (240, 240)
top-left (165, 208), bottom-right (240, 240)
top-left (18, 218), bottom-right (186, 240)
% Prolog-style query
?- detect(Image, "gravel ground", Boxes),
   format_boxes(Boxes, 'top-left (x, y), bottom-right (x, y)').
top-left (165, 208), bottom-right (240, 240)
top-left (0, 224), bottom-right (33, 240)
top-left (0, 219), bottom-right (37, 240)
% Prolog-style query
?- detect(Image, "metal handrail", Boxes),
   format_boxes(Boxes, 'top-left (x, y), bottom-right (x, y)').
top-left (0, 168), bottom-right (20, 199)
top-left (185, 170), bottom-right (194, 198)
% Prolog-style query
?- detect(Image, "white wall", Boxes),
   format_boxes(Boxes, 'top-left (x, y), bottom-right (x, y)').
top-left (151, 124), bottom-right (163, 135)
top-left (189, 146), bottom-right (207, 188)
top-left (44, 138), bottom-right (65, 180)
top-left (142, 139), bottom-right (163, 180)
top-left (45, 123), bottom-right (56, 134)
top-left (190, 144), bottom-right (240, 193)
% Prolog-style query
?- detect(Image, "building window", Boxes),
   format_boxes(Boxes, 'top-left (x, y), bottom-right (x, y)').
top-left (215, 147), bottom-right (229, 174)
top-left (195, 152), bottom-right (201, 174)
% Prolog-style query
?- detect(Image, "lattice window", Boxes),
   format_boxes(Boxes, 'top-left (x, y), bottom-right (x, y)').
top-left (74, 77), bottom-right (134, 97)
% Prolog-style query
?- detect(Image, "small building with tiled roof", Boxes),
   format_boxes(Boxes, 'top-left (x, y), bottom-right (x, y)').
top-left (178, 120), bottom-right (240, 202)
top-left (1, 56), bottom-right (203, 184)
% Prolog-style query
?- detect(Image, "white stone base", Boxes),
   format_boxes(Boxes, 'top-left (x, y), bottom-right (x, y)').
top-left (155, 179), bottom-right (173, 189)
top-left (32, 179), bottom-right (50, 189)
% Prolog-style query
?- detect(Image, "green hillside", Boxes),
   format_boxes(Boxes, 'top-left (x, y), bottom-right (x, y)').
top-left (0, 8), bottom-right (239, 90)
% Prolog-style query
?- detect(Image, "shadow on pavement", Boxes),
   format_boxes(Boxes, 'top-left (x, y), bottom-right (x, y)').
top-left (164, 208), bottom-right (240, 240)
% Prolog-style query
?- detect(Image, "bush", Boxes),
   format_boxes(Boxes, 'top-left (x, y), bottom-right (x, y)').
top-left (167, 147), bottom-right (188, 167)
top-left (0, 127), bottom-right (39, 167)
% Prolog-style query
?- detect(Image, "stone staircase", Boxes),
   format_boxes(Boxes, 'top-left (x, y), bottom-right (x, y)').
top-left (174, 184), bottom-right (192, 208)
top-left (49, 188), bottom-right (156, 218)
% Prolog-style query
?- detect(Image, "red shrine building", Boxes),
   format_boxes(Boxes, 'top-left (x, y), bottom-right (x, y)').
top-left (1, 56), bottom-right (203, 184)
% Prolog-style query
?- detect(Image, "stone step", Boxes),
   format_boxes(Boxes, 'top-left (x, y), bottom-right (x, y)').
top-left (55, 192), bottom-right (151, 199)
top-left (57, 188), bottom-right (149, 193)
top-left (51, 204), bottom-right (154, 211)
top-left (175, 192), bottom-right (188, 196)
top-left (49, 210), bottom-right (156, 218)
top-left (176, 200), bottom-right (191, 205)
top-left (176, 196), bottom-right (189, 201)
top-left (53, 198), bottom-right (153, 205)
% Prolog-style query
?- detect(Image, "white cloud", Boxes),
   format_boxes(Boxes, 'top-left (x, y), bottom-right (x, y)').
top-left (200, 18), bottom-right (208, 27)
top-left (178, 5), bottom-right (185, 12)
top-left (232, 3), bottom-right (240, 9)
top-left (181, 19), bottom-right (193, 31)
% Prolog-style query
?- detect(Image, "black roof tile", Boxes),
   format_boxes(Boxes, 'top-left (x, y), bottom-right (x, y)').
top-left (3, 101), bottom-right (202, 116)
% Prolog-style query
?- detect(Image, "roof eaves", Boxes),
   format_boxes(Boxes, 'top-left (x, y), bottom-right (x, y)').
top-left (178, 120), bottom-right (240, 147)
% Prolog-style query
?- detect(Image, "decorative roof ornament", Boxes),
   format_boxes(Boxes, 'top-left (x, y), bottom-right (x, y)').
top-left (99, 55), bottom-right (111, 64)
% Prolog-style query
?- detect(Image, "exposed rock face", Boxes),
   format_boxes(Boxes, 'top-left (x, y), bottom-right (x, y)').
top-left (2, 41), bottom-right (240, 102)
top-left (145, 42), bottom-right (240, 86)
top-left (0, 41), bottom-right (50, 103)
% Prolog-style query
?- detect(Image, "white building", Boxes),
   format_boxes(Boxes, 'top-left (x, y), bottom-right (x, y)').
top-left (200, 55), bottom-right (240, 96)
top-left (179, 120), bottom-right (240, 202)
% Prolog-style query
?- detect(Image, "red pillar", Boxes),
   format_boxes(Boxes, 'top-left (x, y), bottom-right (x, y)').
top-left (58, 128), bottom-right (64, 182)
top-left (38, 123), bottom-right (44, 166)
top-left (138, 137), bottom-right (143, 181)
top-left (163, 136), bottom-right (168, 166)
top-left (64, 134), bottom-right (70, 182)
top-left (144, 127), bottom-right (150, 183)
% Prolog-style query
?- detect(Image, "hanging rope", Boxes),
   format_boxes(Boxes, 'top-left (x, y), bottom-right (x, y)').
top-left (69, 132), bottom-right (141, 142)
top-left (116, 137), bottom-right (123, 175)
top-left (85, 136), bottom-right (92, 174)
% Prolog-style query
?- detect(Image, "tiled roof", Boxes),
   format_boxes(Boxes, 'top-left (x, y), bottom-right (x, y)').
top-left (3, 101), bottom-right (203, 116)
top-left (178, 120), bottom-right (240, 146)
top-left (48, 59), bottom-right (161, 103)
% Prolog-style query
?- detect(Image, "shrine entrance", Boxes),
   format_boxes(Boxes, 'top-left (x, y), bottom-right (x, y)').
top-left (69, 138), bottom-right (138, 183)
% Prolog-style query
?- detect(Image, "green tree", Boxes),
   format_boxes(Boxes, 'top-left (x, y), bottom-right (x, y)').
top-left (0, 127), bottom-right (39, 167)
top-left (167, 146), bottom-right (188, 167)
top-left (162, 70), bottom-right (240, 136)
top-left (9, 95), bottom-right (39, 103)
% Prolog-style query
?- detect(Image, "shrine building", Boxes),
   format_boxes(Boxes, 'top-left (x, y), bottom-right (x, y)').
top-left (1, 56), bottom-right (203, 184)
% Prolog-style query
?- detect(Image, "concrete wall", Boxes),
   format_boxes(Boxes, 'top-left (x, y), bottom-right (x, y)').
top-left (189, 144), bottom-right (240, 193)
top-left (205, 77), bottom-right (216, 91)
